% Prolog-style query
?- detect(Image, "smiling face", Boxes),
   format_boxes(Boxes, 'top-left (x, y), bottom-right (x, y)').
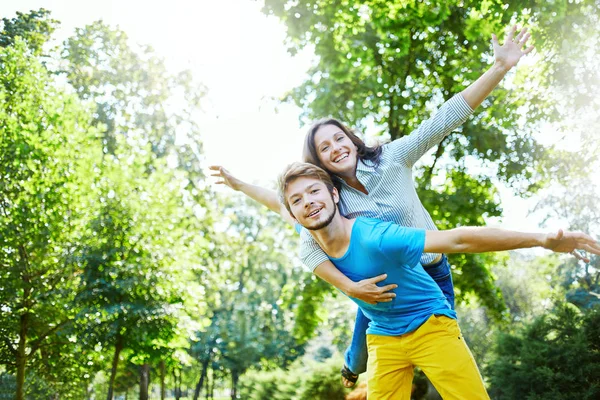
top-left (285, 176), bottom-right (339, 231)
top-left (313, 124), bottom-right (358, 177)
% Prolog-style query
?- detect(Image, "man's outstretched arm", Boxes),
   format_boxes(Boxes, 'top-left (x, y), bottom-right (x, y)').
top-left (424, 227), bottom-right (600, 262)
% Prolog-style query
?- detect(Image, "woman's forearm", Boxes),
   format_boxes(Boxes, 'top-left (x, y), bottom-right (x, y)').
top-left (237, 181), bottom-right (295, 225)
top-left (237, 181), bottom-right (281, 214)
top-left (460, 62), bottom-right (511, 110)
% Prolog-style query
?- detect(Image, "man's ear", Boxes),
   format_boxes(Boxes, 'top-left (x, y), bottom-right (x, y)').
top-left (332, 187), bottom-right (340, 204)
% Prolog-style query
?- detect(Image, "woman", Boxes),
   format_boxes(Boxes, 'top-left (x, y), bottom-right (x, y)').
top-left (211, 25), bottom-right (534, 387)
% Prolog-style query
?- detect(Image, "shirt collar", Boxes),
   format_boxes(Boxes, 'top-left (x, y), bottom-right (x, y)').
top-left (356, 157), bottom-right (376, 174)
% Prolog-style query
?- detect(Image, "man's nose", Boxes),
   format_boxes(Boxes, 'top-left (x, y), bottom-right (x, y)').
top-left (303, 194), bottom-right (314, 207)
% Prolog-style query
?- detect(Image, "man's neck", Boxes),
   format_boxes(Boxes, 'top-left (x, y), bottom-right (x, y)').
top-left (309, 215), bottom-right (355, 259)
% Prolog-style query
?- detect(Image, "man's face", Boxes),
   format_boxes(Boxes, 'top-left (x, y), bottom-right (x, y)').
top-left (285, 176), bottom-right (338, 231)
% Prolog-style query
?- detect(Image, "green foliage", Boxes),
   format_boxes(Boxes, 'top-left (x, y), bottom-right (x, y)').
top-left (313, 346), bottom-right (333, 362)
top-left (298, 360), bottom-right (347, 400)
top-left (190, 196), bottom-right (309, 396)
top-left (0, 36), bottom-right (99, 398)
top-left (0, 9), bottom-right (58, 55)
top-left (238, 368), bottom-right (299, 400)
top-left (239, 357), bottom-right (348, 400)
top-left (487, 304), bottom-right (600, 399)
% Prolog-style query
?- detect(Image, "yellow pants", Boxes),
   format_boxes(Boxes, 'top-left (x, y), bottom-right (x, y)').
top-left (366, 315), bottom-right (489, 400)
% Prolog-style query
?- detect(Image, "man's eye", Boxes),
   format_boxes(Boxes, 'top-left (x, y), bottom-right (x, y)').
top-left (292, 199), bottom-right (300, 205)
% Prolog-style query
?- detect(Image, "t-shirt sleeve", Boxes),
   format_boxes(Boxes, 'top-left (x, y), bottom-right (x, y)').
top-left (299, 227), bottom-right (330, 272)
top-left (377, 223), bottom-right (426, 268)
top-left (387, 93), bottom-right (473, 168)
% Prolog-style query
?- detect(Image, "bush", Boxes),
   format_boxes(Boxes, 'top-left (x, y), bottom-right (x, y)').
top-left (297, 360), bottom-right (346, 400)
top-left (239, 356), bottom-right (349, 400)
top-left (487, 304), bottom-right (600, 399)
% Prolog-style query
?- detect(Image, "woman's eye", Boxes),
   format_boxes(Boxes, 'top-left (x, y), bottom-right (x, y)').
top-left (292, 199), bottom-right (300, 205)
top-left (311, 189), bottom-right (319, 194)
top-left (320, 146), bottom-right (329, 152)
top-left (336, 136), bottom-right (344, 142)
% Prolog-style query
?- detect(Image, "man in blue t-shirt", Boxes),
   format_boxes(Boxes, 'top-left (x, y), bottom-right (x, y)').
top-left (278, 162), bottom-right (599, 400)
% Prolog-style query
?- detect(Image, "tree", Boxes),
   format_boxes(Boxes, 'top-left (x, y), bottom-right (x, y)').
top-left (0, 8), bottom-right (58, 55)
top-left (76, 146), bottom-right (196, 400)
top-left (190, 197), bottom-right (309, 399)
top-left (0, 38), bottom-right (99, 400)
top-left (487, 303), bottom-right (600, 399)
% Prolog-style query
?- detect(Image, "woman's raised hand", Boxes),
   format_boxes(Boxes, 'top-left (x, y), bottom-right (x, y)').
top-left (492, 25), bottom-right (535, 71)
top-left (209, 165), bottom-right (243, 191)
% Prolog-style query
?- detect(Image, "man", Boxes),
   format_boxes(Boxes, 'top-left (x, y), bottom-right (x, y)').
top-left (277, 162), bottom-right (599, 400)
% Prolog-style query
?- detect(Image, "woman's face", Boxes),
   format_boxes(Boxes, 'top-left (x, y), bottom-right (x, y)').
top-left (313, 124), bottom-right (358, 177)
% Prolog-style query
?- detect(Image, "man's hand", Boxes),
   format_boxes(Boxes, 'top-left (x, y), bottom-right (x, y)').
top-left (543, 229), bottom-right (600, 262)
top-left (209, 165), bottom-right (243, 191)
top-left (346, 274), bottom-right (397, 305)
top-left (492, 25), bottom-right (534, 71)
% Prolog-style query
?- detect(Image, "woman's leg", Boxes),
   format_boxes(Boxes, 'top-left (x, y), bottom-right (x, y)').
top-left (344, 308), bottom-right (370, 374)
top-left (423, 255), bottom-right (455, 309)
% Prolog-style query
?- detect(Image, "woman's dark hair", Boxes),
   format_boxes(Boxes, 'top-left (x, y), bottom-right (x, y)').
top-left (302, 118), bottom-right (383, 174)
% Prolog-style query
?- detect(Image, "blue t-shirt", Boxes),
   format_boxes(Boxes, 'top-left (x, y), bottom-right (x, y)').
top-left (299, 217), bottom-right (456, 336)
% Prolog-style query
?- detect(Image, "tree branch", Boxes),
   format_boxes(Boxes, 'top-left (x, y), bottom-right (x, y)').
top-left (423, 135), bottom-right (449, 187)
top-left (28, 319), bottom-right (71, 355)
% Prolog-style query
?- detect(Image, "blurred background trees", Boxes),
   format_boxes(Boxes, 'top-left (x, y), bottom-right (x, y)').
top-left (1, 2), bottom-right (599, 399)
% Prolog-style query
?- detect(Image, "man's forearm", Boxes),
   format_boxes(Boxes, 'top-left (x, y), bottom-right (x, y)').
top-left (314, 261), bottom-right (355, 296)
top-left (460, 62), bottom-right (511, 110)
top-left (451, 227), bottom-right (544, 253)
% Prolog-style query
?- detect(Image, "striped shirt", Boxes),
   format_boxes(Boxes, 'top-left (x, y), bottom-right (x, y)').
top-left (300, 93), bottom-right (474, 271)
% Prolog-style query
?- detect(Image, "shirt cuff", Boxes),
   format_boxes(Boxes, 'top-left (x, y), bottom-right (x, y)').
top-left (454, 93), bottom-right (474, 118)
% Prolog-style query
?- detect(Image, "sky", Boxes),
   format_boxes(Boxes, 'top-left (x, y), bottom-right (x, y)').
top-left (1, 0), bottom-right (592, 237)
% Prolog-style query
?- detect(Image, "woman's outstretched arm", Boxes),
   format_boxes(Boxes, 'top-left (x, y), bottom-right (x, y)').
top-left (209, 165), bottom-right (295, 226)
top-left (460, 25), bottom-right (534, 110)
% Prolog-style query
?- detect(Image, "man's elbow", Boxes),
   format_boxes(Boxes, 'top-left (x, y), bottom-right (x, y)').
top-left (452, 227), bottom-right (474, 253)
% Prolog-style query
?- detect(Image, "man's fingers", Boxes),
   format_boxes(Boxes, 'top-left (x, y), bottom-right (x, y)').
top-left (378, 284), bottom-right (398, 293)
top-left (519, 33), bottom-right (531, 47)
top-left (365, 273), bottom-right (388, 284)
top-left (556, 229), bottom-right (564, 240)
top-left (582, 243), bottom-right (600, 256)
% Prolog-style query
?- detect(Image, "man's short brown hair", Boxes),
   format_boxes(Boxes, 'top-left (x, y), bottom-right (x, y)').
top-left (277, 162), bottom-right (335, 214)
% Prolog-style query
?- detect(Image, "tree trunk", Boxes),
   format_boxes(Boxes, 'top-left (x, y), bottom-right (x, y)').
top-left (210, 371), bottom-right (216, 399)
top-left (15, 312), bottom-right (28, 400)
top-left (160, 361), bottom-right (166, 400)
top-left (193, 357), bottom-right (211, 400)
top-left (205, 368), bottom-right (211, 400)
top-left (139, 363), bottom-right (150, 400)
top-left (230, 370), bottom-right (239, 400)
top-left (173, 370), bottom-right (180, 400)
top-left (106, 335), bottom-right (124, 400)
